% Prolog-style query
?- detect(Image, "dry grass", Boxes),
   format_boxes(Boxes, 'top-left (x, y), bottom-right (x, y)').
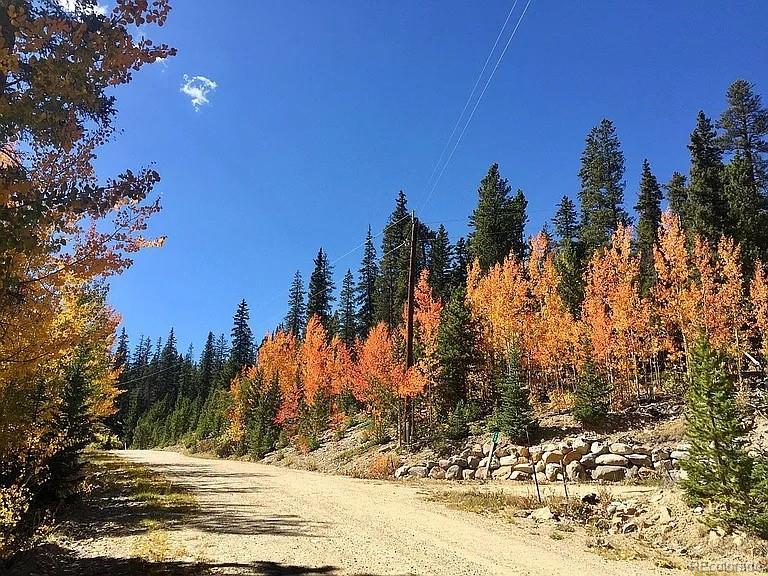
top-left (431, 488), bottom-right (572, 518)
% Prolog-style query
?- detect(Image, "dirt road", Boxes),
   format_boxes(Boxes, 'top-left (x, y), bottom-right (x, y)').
top-left (99, 450), bottom-right (675, 576)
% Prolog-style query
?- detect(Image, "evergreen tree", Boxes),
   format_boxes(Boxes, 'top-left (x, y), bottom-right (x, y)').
top-left (681, 334), bottom-right (754, 526)
top-left (724, 155), bottom-right (768, 267)
top-left (307, 247), bottom-right (335, 331)
top-left (493, 349), bottom-right (536, 442)
top-left (688, 111), bottom-right (728, 243)
top-left (114, 327), bottom-right (129, 370)
top-left (428, 224), bottom-right (453, 303)
top-left (718, 79), bottom-right (768, 190)
top-left (468, 163), bottom-right (528, 270)
top-left (577, 119), bottom-right (628, 257)
top-left (436, 286), bottom-right (478, 411)
top-left (355, 225), bottom-right (378, 337)
top-left (244, 375), bottom-right (281, 458)
top-left (451, 236), bottom-right (469, 290)
top-left (665, 172), bottom-right (689, 226)
top-left (157, 329), bottom-right (179, 404)
top-left (573, 362), bottom-right (611, 428)
top-left (375, 191), bottom-right (411, 327)
top-left (199, 332), bottom-right (216, 400)
top-left (284, 271), bottom-right (307, 336)
top-left (552, 195), bottom-right (579, 245)
top-left (337, 269), bottom-right (357, 347)
top-left (230, 299), bottom-right (255, 371)
top-left (554, 240), bottom-right (583, 317)
top-left (635, 159), bottom-right (663, 295)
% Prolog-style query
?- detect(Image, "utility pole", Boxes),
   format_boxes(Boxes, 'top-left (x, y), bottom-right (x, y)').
top-left (403, 210), bottom-right (418, 447)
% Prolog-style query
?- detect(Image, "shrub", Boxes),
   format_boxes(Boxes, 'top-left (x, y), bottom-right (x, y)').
top-left (573, 362), bottom-right (611, 427)
top-left (445, 400), bottom-right (472, 442)
top-left (493, 350), bottom-right (536, 442)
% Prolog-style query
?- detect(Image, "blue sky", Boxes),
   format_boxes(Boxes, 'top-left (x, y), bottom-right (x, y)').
top-left (101, 1), bottom-right (768, 353)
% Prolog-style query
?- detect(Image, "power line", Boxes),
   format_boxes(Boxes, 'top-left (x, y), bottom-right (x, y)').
top-left (117, 364), bottom-right (177, 387)
top-left (422, 0), bottom-right (519, 197)
top-left (420, 0), bottom-right (534, 214)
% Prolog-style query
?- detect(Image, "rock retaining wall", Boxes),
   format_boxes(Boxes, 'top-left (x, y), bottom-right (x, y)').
top-left (395, 437), bottom-right (690, 483)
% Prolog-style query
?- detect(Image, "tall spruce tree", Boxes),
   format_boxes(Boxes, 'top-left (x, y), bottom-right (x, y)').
top-left (375, 191), bottom-right (411, 327)
top-left (199, 332), bottom-right (216, 400)
top-left (552, 196), bottom-right (583, 315)
top-left (307, 247), bottom-right (335, 331)
top-left (665, 172), bottom-right (689, 227)
top-left (114, 327), bottom-right (129, 370)
top-left (688, 111), bottom-right (728, 243)
top-left (468, 163), bottom-right (528, 270)
top-left (428, 224), bottom-right (453, 303)
top-left (284, 271), bottom-right (307, 336)
top-left (718, 79), bottom-right (768, 190)
top-left (436, 286), bottom-right (478, 411)
top-left (635, 160), bottom-right (663, 295)
top-left (337, 269), bottom-right (357, 347)
top-left (552, 196), bottom-right (579, 245)
top-left (230, 299), bottom-right (255, 371)
top-left (356, 225), bottom-right (378, 337)
top-left (451, 236), bottom-right (469, 290)
top-left (577, 119), bottom-right (628, 257)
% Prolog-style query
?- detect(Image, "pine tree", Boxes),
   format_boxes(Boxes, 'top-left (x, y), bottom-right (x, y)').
top-left (468, 163), bottom-right (528, 270)
top-left (114, 327), bottom-right (129, 370)
top-left (552, 195), bottom-right (579, 245)
top-left (428, 224), bottom-right (453, 303)
top-left (199, 332), bottom-right (216, 400)
top-left (688, 111), bottom-right (728, 243)
top-left (284, 271), bottom-right (307, 337)
top-left (436, 286), bottom-right (478, 412)
top-left (355, 225), bottom-right (378, 337)
top-left (451, 237), bottom-right (469, 290)
top-left (718, 79), bottom-right (768, 190)
top-left (573, 362), bottom-right (611, 427)
top-left (230, 299), bottom-right (255, 371)
top-left (724, 155), bottom-right (768, 267)
top-left (554, 239), bottom-right (583, 317)
top-left (635, 159), bottom-right (663, 295)
top-left (337, 269), bottom-right (357, 347)
top-left (375, 191), bottom-right (411, 327)
top-left (307, 247), bottom-right (335, 331)
top-left (493, 349), bottom-right (536, 442)
top-left (157, 329), bottom-right (179, 404)
top-left (665, 172), bottom-right (689, 226)
top-left (682, 334), bottom-right (753, 525)
top-left (577, 119), bottom-right (628, 257)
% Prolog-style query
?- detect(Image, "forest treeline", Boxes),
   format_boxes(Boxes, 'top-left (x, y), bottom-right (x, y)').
top-left (0, 0), bottom-right (175, 558)
top-left (120, 78), bottom-right (768, 461)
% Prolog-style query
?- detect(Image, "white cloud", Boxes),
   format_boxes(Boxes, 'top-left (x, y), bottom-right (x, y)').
top-left (58, 0), bottom-right (108, 15)
top-left (181, 75), bottom-right (218, 111)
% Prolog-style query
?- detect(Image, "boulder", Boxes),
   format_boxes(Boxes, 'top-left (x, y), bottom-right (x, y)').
top-left (429, 466), bottom-right (445, 479)
top-left (518, 446), bottom-right (530, 459)
top-left (654, 459), bottom-right (673, 471)
top-left (408, 466), bottom-right (428, 478)
top-left (446, 465), bottom-right (463, 480)
top-left (479, 456), bottom-right (500, 470)
top-left (462, 469), bottom-right (476, 480)
top-left (569, 438), bottom-right (591, 455)
top-left (466, 455), bottom-right (481, 469)
top-left (562, 450), bottom-right (582, 465)
top-left (590, 441), bottom-right (608, 455)
top-left (596, 453), bottom-right (630, 467)
top-left (670, 450), bottom-right (689, 461)
top-left (566, 461), bottom-right (586, 481)
top-left (438, 459), bottom-right (451, 470)
top-left (394, 464), bottom-right (410, 479)
top-left (530, 506), bottom-right (556, 522)
top-left (482, 442), bottom-right (494, 456)
top-left (535, 460), bottom-right (546, 473)
top-left (448, 456), bottom-right (468, 468)
top-left (493, 466), bottom-right (512, 480)
top-left (652, 448), bottom-right (670, 462)
top-left (626, 454), bottom-right (652, 468)
top-left (529, 448), bottom-right (543, 463)
top-left (579, 453), bottom-right (597, 469)
top-left (425, 461), bottom-right (439, 470)
top-left (592, 465), bottom-right (627, 482)
top-left (513, 463), bottom-right (534, 474)
top-left (475, 467), bottom-right (491, 480)
top-left (494, 446), bottom-right (511, 458)
top-left (499, 455), bottom-right (518, 467)
top-left (609, 442), bottom-right (633, 455)
top-left (542, 450), bottom-right (563, 464)
top-left (509, 470), bottom-right (530, 481)
top-left (470, 443), bottom-right (484, 457)
top-left (542, 442), bottom-right (559, 452)
top-left (631, 445), bottom-right (652, 456)
top-left (545, 463), bottom-right (563, 482)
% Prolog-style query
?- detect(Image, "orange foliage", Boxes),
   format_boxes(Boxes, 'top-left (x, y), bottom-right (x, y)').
top-left (302, 316), bottom-right (330, 407)
top-left (352, 323), bottom-right (404, 413)
top-left (751, 260), bottom-right (768, 360)
top-left (258, 330), bottom-right (301, 425)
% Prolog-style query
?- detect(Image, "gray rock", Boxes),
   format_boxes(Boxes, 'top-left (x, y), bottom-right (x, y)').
top-left (462, 468), bottom-right (475, 480)
top-left (493, 466), bottom-right (512, 479)
top-left (394, 465), bottom-right (410, 479)
top-left (475, 467), bottom-right (491, 480)
top-left (592, 465), bottom-right (627, 482)
top-left (438, 459), bottom-right (451, 470)
top-left (513, 463), bottom-right (533, 474)
top-left (626, 454), bottom-right (652, 468)
top-left (535, 460), bottom-right (546, 473)
top-left (609, 442), bottom-right (633, 455)
top-left (499, 455), bottom-right (518, 467)
top-left (448, 456), bottom-right (468, 468)
top-left (569, 438), bottom-right (591, 455)
top-left (670, 450), bottom-right (689, 461)
top-left (509, 470), bottom-right (530, 481)
top-left (631, 445), bottom-right (652, 456)
top-left (651, 448), bottom-right (670, 462)
top-left (562, 450), bottom-right (582, 465)
top-left (429, 466), bottom-right (445, 479)
top-left (596, 453), bottom-right (630, 467)
top-left (580, 453), bottom-right (597, 469)
top-left (494, 446), bottom-right (511, 458)
top-left (408, 466), bottom-right (428, 478)
top-left (566, 461), bottom-right (586, 481)
top-left (545, 463), bottom-right (563, 481)
top-left (530, 506), bottom-right (556, 522)
top-left (446, 465), bottom-right (463, 480)
top-left (466, 455), bottom-right (481, 469)
top-left (654, 459), bottom-right (673, 471)
top-left (590, 441), bottom-right (608, 455)
top-left (478, 456), bottom-right (500, 470)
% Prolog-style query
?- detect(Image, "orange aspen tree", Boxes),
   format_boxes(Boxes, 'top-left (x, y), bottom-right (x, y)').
top-left (258, 330), bottom-right (301, 425)
top-left (302, 316), bottom-right (331, 407)
top-left (713, 237), bottom-right (748, 380)
top-left (227, 367), bottom-right (260, 444)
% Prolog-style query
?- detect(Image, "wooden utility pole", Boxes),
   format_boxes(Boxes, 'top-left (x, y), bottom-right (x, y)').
top-left (402, 210), bottom-right (418, 447)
